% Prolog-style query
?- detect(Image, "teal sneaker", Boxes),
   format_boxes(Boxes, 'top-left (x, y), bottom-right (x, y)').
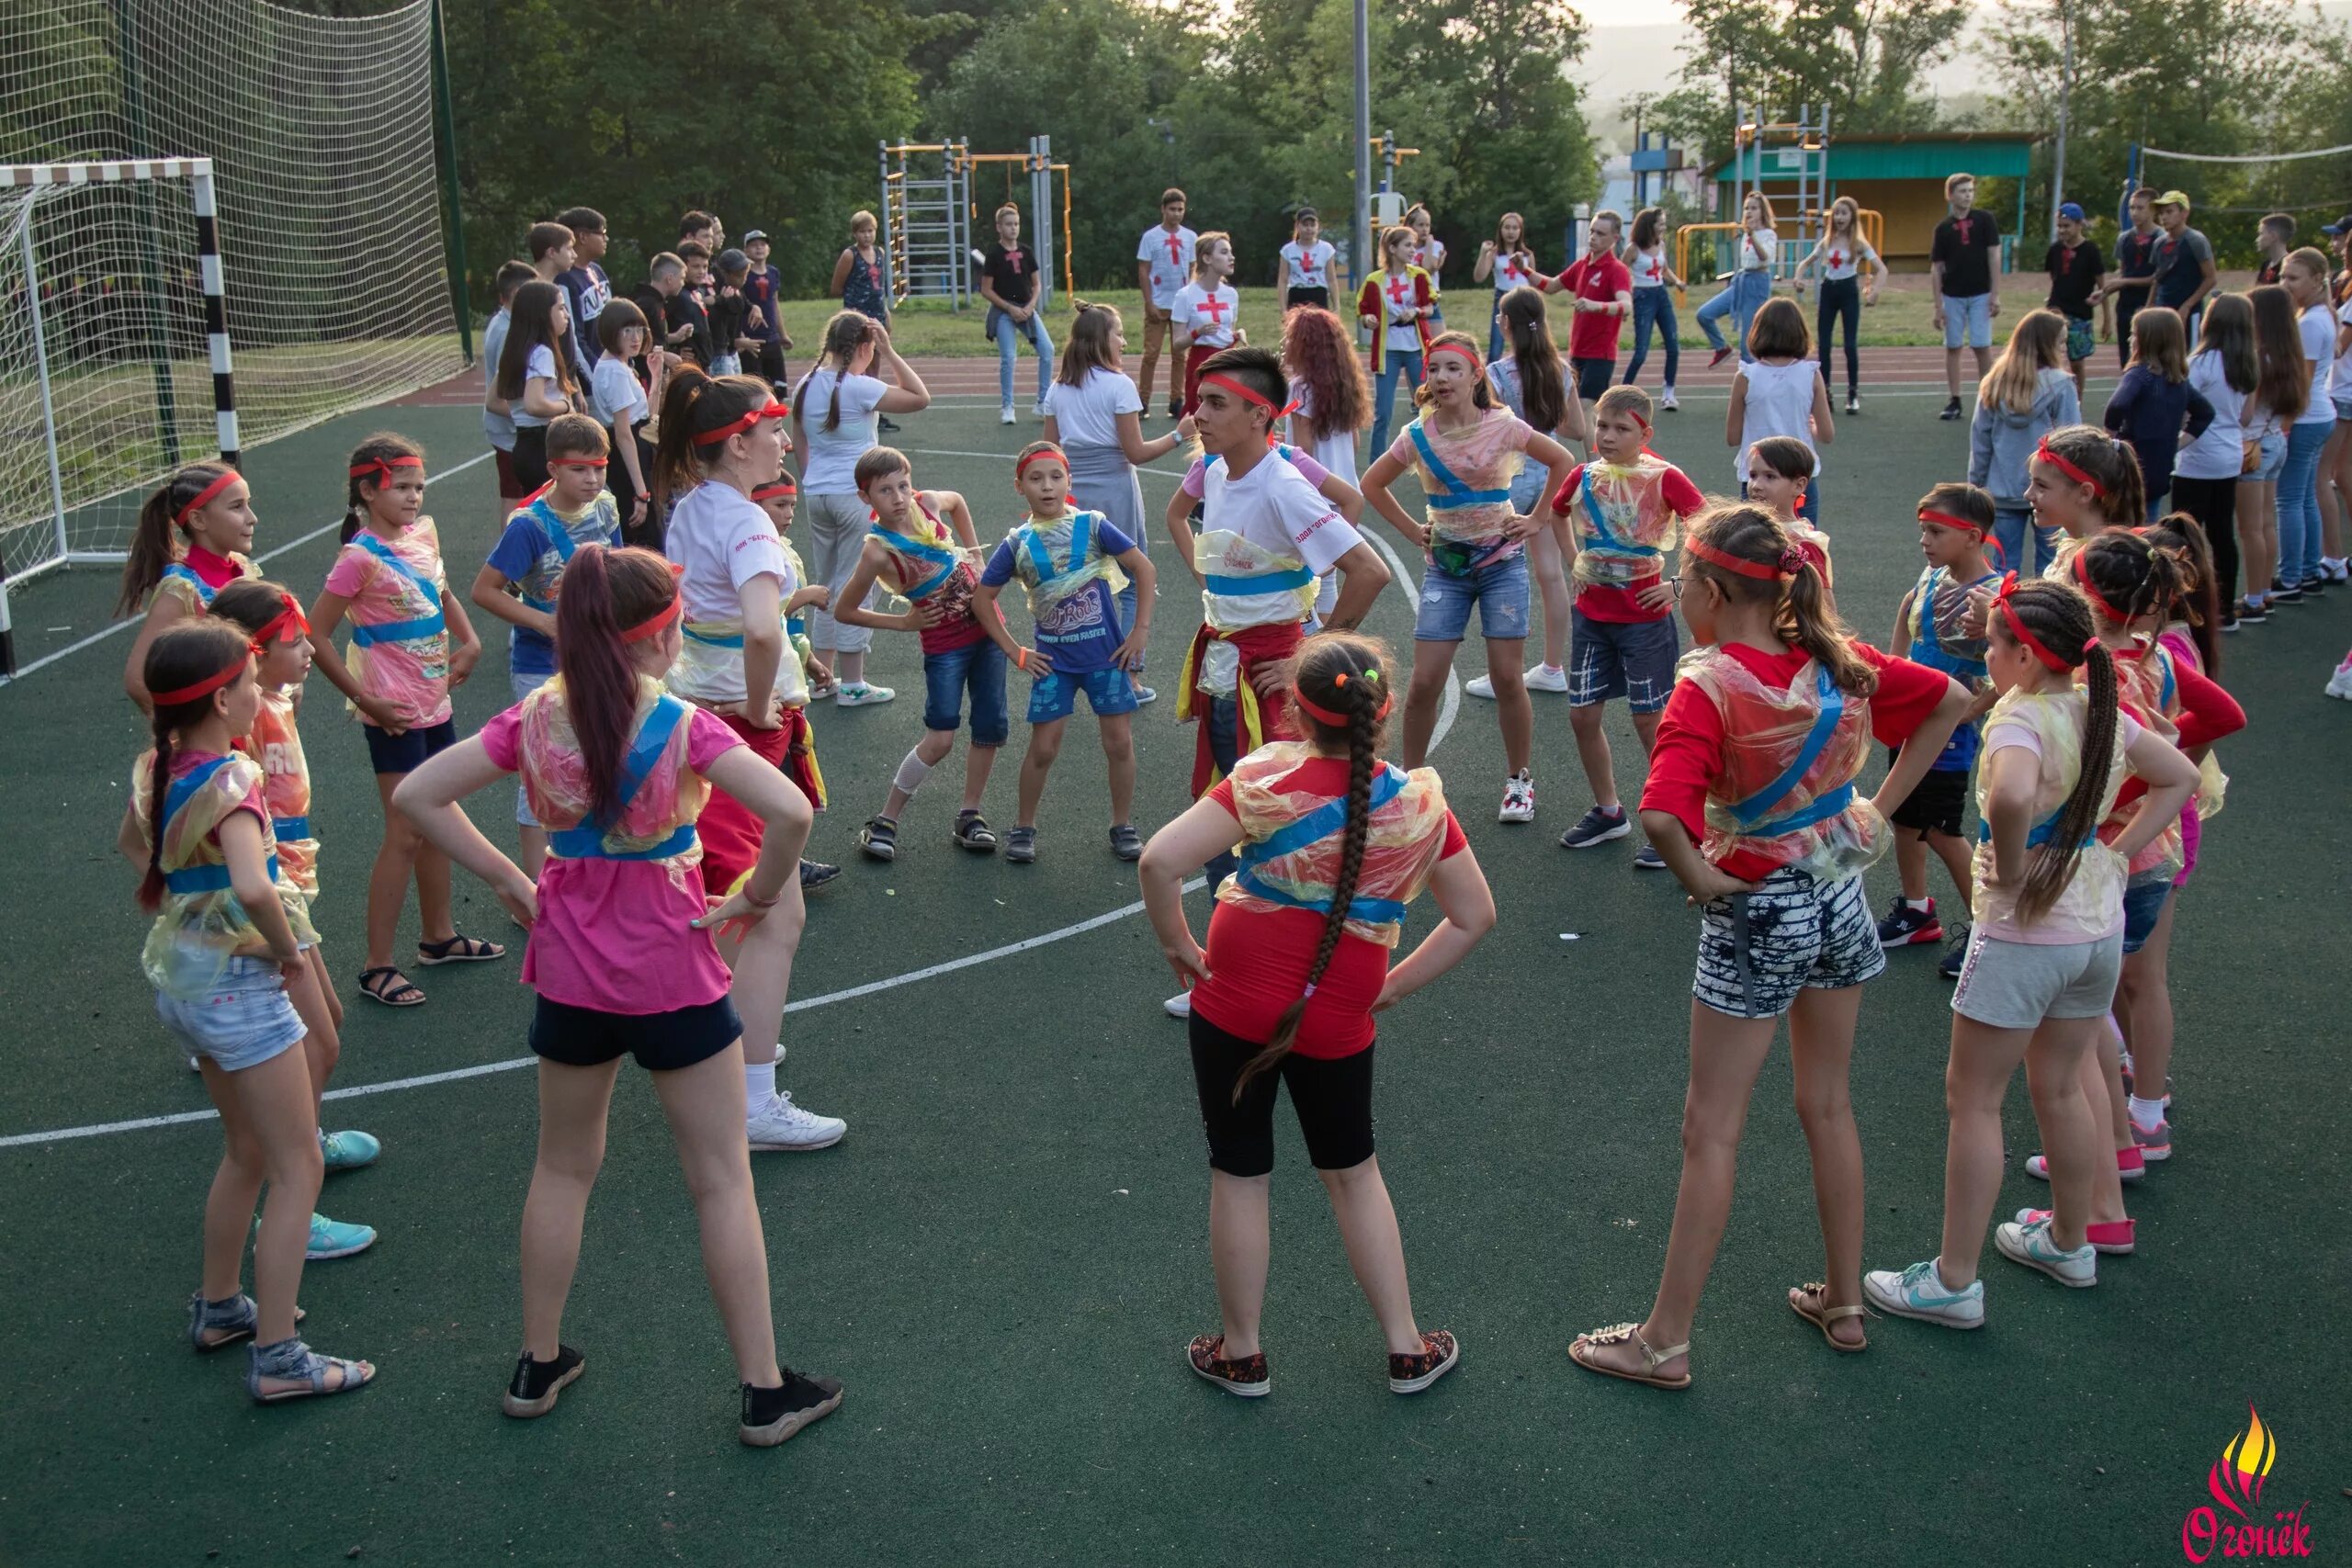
top-left (1863, 1258), bottom-right (1984, 1328)
top-left (306, 1213), bottom-right (378, 1261)
top-left (319, 1129), bottom-right (381, 1172)
top-left (1995, 1215), bottom-right (2096, 1287)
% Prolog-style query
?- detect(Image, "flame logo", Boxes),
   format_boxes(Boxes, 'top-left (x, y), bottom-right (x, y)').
top-left (2205, 1404), bottom-right (2278, 1518)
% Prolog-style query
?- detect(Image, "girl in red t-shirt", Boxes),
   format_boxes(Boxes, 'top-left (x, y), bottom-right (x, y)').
top-left (1569, 504), bottom-right (1970, 1390)
top-left (1138, 633), bottom-right (1495, 1400)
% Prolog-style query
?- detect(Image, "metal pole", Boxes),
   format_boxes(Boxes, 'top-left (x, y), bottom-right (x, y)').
top-left (114, 0), bottom-right (181, 467)
top-left (22, 217), bottom-right (70, 568)
top-left (2050, 1), bottom-right (2072, 243)
top-left (1353, 0), bottom-right (1371, 287)
top-left (190, 164), bottom-right (239, 468)
top-left (428, 0), bottom-right (472, 363)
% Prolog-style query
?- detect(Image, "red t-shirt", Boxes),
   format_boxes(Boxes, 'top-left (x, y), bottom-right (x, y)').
top-left (2109, 654), bottom-right (2244, 813)
top-left (1551, 460), bottom-right (1708, 624)
top-left (1192, 756), bottom-right (1468, 1058)
top-left (1640, 641), bottom-right (1951, 880)
top-left (1558, 254), bottom-right (1633, 362)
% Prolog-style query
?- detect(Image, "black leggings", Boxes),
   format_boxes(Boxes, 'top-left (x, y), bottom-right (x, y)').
top-left (2172, 472), bottom-right (2241, 618)
top-left (1817, 276), bottom-right (1860, 395)
top-left (1188, 1011), bottom-right (1375, 1177)
top-left (511, 424), bottom-right (550, 491)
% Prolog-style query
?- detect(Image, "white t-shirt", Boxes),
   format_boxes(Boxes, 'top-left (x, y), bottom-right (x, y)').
top-left (512, 343), bottom-right (560, 429)
top-left (481, 309), bottom-right (514, 450)
top-left (1137, 224), bottom-right (1198, 309)
top-left (2297, 303), bottom-right (2335, 423)
top-left (664, 481), bottom-right (797, 705)
top-left (1044, 366), bottom-right (1143, 451)
top-left (1734, 356), bottom-right (1820, 484)
top-left (1204, 452), bottom-right (1362, 615)
top-left (1818, 235), bottom-right (1877, 282)
top-left (1285, 379), bottom-right (1360, 488)
top-left (2333, 299), bottom-right (2352, 401)
top-left (1736, 228), bottom-right (1779, 273)
top-left (1172, 282), bottom-right (1239, 349)
top-left (1628, 246), bottom-right (1669, 289)
top-left (796, 368), bottom-right (888, 492)
top-left (1492, 248), bottom-right (1542, 293)
top-left (2177, 350), bottom-right (2249, 482)
top-left (1281, 240), bottom-right (1337, 291)
top-left (590, 355), bottom-right (648, 430)
top-left (1410, 238), bottom-right (1446, 289)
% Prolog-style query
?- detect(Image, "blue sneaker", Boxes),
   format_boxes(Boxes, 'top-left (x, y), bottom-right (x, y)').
top-left (306, 1213), bottom-right (378, 1261)
top-left (1862, 1258), bottom-right (1985, 1328)
top-left (1995, 1215), bottom-right (2096, 1287)
top-left (319, 1129), bottom-right (381, 1172)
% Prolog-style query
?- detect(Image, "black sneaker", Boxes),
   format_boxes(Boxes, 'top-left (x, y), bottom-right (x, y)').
top-left (2271, 578), bottom-right (2303, 604)
top-left (1876, 895), bottom-right (1943, 948)
top-left (2299, 574), bottom-right (2328, 596)
top-left (2236, 598), bottom-right (2269, 624)
top-left (1845, 392), bottom-right (1860, 415)
top-left (740, 1367), bottom-right (844, 1447)
top-left (1558, 804), bottom-right (1633, 850)
top-left (1939, 397), bottom-right (1963, 421)
top-left (876, 415), bottom-right (901, 434)
top-left (799, 859), bottom-right (842, 891)
top-left (1632, 842), bottom-right (1668, 871)
top-left (1939, 927), bottom-right (1971, 980)
top-left (503, 1344), bottom-right (584, 1418)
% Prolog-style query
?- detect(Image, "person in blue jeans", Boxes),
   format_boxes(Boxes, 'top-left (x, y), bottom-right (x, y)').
top-left (1623, 207), bottom-right (1683, 405)
top-left (979, 204), bottom-right (1054, 421)
top-left (1697, 193), bottom-right (1778, 366)
top-left (1359, 225), bottom-right (1434, 457)
top-left (2278, 247), bottom-right (2340, 592)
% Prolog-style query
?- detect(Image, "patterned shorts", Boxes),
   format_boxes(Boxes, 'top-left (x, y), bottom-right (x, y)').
top-left (1693, 865), bottom-right (1885, 1019)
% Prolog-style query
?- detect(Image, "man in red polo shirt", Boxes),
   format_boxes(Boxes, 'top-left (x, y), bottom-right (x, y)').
top-left (1543, 209), bottom-right (1634, 409)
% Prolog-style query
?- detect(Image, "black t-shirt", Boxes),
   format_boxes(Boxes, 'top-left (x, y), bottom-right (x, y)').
top-left (666, 288), bottom-right (713, 367)
top-left (2044, 240), bottom-right (2105, 320)
top-left (983, 242), bottom-right (1036, 308)
top-left (2113, 229), bottom-right (2158, 288)
top-left (1932, 210), bottom-right (2000, 298)
top-left (2152, 227), bottom-right (2214, 309)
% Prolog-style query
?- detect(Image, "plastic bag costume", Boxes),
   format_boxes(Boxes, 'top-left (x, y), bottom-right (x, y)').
top-left (518, 678), bottom-right (708, 884)
top-left (1567, 456), bottom-right (1684, 594)
top-left (1970, 688), bottom-right (2129, 933)
top-left (133, 751), bottom-right (317, 999)
top-left (1676, 646), bottom-right (1889, 882)
top-left (1214, 740), bottom-right (1451, 947)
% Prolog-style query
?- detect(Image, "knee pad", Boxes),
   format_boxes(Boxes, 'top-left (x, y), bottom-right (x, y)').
top-left (893, 748), bottom-right (933, 796)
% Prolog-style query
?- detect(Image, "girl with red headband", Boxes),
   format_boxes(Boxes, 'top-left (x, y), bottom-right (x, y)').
top-left (1877, 482), bottom-right (2002, 976)
top-left (391, 546), bottom-right (845, 1447)
top-left (2017, 423), bottom-right (2146, 570)
top-left (1360, 332), bottom-right (1577, 825)
top-left (119, 464), bottom-right (264, 710)
top-left (1967, 310), bottom-right (2083, 577)
top-left (654, 368), bottom-right (846, 1152)
top-left (1139, 632), bottom-right (1493, 1400)
top-left (1570, 503), bottom-right (1970, 1389)
top-left (209, 581), bottom-right (382, 1252)
top-left (1544, 384), bottom-right (1709, 869)
top-left (121, 621), bottom-right (374, 1404)
top-left (470, 414), bottom-right (626, 881)
top-left (309, 434), bottom-right (498, 1010)
top-left (1866, 575), bottom-right (2198, 1329)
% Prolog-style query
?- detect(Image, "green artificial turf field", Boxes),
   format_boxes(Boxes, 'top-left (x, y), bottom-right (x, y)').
top-left (1, 359), bottom-right (2346, 1567)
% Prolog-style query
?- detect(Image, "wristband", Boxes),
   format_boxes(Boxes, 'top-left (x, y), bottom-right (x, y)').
top-left (740, 883), bottom-right (782, 909)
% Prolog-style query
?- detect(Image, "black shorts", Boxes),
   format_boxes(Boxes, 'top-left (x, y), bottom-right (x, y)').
top-left (1284, 287), bottom-right (1330, 311)
top-left (362, 717), bottom-right (458, 776)
top-left (1189, 1013), bottom-right (1375, 1178)
top-left (530, 995), bottom-right (741, 1072)
top-left (1889, 753), bottom-right (1971, 837)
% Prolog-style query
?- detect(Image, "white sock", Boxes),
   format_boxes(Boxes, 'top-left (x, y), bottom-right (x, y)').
top-left (1905, 897), bottom-right (1932, 913)
top-left (746, 1056), bottom-right (777, 1107)
top-left (1540, 662), bottom-right (1564, 675)
top-left (2129, 1094), bottom-right (2166, 1129)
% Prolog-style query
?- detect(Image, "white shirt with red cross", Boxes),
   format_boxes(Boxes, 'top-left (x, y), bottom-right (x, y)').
top-left (1173, 282), bottom-right (1239, 348)
top-left (1137, 224), bottom-right (1199, 309)
top-left (1493, 248), bottom-right (1542, 293)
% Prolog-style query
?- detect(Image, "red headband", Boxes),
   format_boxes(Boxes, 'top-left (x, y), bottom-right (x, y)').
top-left (691, 401), bottom-right (789, 446)
top-left (550, 456), bottom-right (609, 469)
top-left (1918, 508), bottom-right (1986, 537)
top-left (149, 649), bottom-right (252, 707)
top-left (2033, 438), bottom-right (2105, 498)
top-left (620, 595), bottom-right (682, 644)
top-left (1994, 572), bottom-right (2075, 672)
top-left (2069, 548), bottom-right (2131, 622)
top-left (1015, 446), bottom-right (1069, 479)
top-left (1199, 373), bottom-right (1302, 443)
top-left (1427, 341), bottom-right (1483, 374)
top-left (349, 455), bottom-right (424, 487)
top-left (1294, 669), bottom-right (1392, 727)
top-left (174, 470), bottom-right (243, 529)
top-left (749, 479), bottom-right (797, 502)
top-left (1687, 537), bottom-right (1786, 581)
top-left (250, 592), bottom-right (309, 649)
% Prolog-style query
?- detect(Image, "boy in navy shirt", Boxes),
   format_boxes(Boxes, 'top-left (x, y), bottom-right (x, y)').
top-left (741, 230), bottom-right (792, 393)
top-left (553, 206), bottom-right (614, 367)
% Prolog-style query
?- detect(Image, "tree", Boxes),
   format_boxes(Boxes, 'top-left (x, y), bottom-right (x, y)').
top-left (1669, 0), bottom-right (1969, 147)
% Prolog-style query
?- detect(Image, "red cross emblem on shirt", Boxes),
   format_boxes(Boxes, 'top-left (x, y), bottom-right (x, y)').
top-left (1503, 258), bottom-right (1526, 284)
top-left (1829, 250), bottom-right (1846, 270)
top-left (1386, 275), bottom-right (1413, 306)
top-left (1165, 233), bottom-right (1183, 265)
top-left (1645, 257), bottom-right (1662, 281)
top-left (1196, 293), bottom-right (1230, 325)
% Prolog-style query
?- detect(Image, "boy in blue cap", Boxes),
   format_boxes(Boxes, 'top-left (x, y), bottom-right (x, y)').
top-left (2044, 202), bottom-right (2106, 400)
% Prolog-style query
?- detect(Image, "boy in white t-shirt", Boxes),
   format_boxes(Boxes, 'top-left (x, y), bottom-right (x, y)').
top-left (1172, 233), bottom-right (1243, 416)
top-left (1277, 208), bottom-right (1341, 312)
top-left (1135, 188), bottom-right (1198, 422)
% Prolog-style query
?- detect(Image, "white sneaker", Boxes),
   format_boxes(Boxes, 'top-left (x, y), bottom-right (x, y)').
top-left (1163, 990), bottom-right (1193, 1020)
top-left (1498, 771), bottom-right (1535, 823)
top-left (2325, 660), bottom-right (2352, 701)
top-left (1658, 387), bottom-right (1680, 411)
top-left (746, 1091), bottom-right (847, 1152)
top-left (1032, 399), bottom-right (1050, 417)
top-left (834, 682), bottom-right (896, 708)
top-left (1862, 1258), bottom-right (1985, 1328)
top-left (1465, 664), bottom-right (1567, 700)
top-left (1000, 404), bottom-right (1017, 425)
top-left (1995, 1215), bottom-right (2096, 1287)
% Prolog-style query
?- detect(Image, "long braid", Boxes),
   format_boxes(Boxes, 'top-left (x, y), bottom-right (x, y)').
top-left (139, 716), bottom-right (175, 913)
top-left (1997, 581), bottom-right (2117, 926)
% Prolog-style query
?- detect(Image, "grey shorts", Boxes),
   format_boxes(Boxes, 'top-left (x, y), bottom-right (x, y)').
top-left (1951, 930), bottom-right (2124, 1029)
top-left (1693, 865), bottom-right (1884, 1020)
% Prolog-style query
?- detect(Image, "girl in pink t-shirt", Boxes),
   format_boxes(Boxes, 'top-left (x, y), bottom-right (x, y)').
top-left (307, 434), bottom-right (497, 1009)
top-left (393, 545), bottom-right (842, 1448)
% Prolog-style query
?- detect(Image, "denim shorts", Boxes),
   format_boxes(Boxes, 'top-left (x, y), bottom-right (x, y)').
top-left (1693, 866), bottom-right (1885, 1019)
top-left (1027, 662), bottom-right (1138, 724)
top-left (511, 671), bottom-right (551, 825)
top-left (154, 955), bottom-right (307, 1072)
top-left (1951, 930), bottom-right (2123, 1028)
top-left (1943, 293), bottom-right (1993, 350)
top-left (2120, 867), bottom-right (2177, 954)
top-left (922, 637), bottom-right (1011, 746)
top-left (2250, 429), bottom-right (2288, 482)
top-left (1568, 607), bottom-right (1679, 711)
top-left (1415, 547), bottom-right (1530, 642)
top-left (363, 716), bottom-right (458, 775)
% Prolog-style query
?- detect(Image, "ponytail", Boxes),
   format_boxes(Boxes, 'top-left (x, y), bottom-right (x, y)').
top-left (651, 367), bottom-right (771, 510)
top-left (342, 431), bottom-right (425, 546)
top-left (117, 464), bottom-right (237, 617)
top-left (1499, 288), bottom-right (1566, 436)
top-left (1686, 504), bottom-right (1876, 696)
top-left (134, 621), bottom-right (254, 911)
top-left (1994, 580), bottom-right (2117, 926)
top-left (797, 310), bottom-right (878, 434)
top-left (1233, 633), bottom-right (1392, 1102)
top-left (2037, 423), bottom-right (2145, 528)
top-left (553, 544), bottom-right (678, 826)
top-left (2141, 511), bottom-right (2222, 676)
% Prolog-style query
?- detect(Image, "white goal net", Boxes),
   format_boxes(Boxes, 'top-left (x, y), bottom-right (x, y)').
top-left (0, 0), bottom-right (464, 584)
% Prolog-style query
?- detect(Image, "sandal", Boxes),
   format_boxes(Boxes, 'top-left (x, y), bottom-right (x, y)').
top-left (1003, 826), bottom-right (1037, 864)
top-left (416, 931), bottom-right (505, 965)
top-left (1567, 1321), bottom-right (1691, 1390)
top-left (187, 1292), bottom-right (302, 1353)
top-left (1788, 1282), bottom-right (1870, 1352)
top-left (1108, 823), bottom-right (1143, 862)
top-left (356, 965), bottom-right (426, 1007)
top-left (952, 810), bottom-right (998, 853)
top-left (858, 816), bottom-right (899, 863)
top-left (246, 1339), bottom-right (376, 1404)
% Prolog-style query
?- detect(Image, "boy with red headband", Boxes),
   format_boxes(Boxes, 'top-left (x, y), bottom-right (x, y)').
top-left (1547, 384), bottom-right (1708, 869)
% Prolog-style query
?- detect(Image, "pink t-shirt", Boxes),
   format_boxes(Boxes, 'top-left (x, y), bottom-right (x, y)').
top-left (481, 702), bottom-right (746, 1015)
top-left (324, 520), bottom-right (453, 728)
